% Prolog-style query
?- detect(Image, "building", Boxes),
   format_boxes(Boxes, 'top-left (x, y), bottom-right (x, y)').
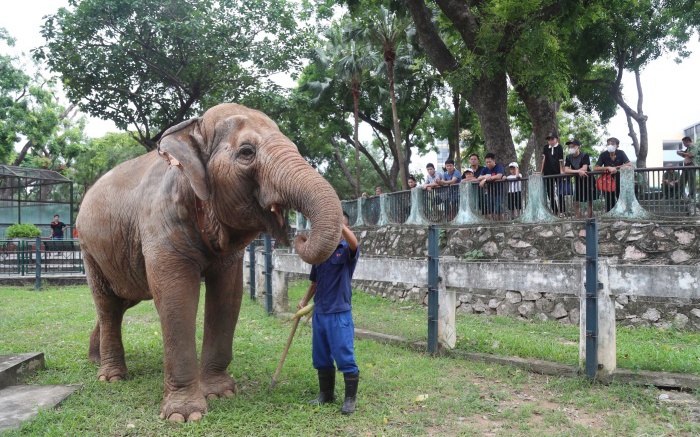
top-left (683, 121), bottom-right (700, 143)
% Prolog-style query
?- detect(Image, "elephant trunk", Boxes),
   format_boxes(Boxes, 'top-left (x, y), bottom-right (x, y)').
top-left (260, 148), bottom-right (343, 266)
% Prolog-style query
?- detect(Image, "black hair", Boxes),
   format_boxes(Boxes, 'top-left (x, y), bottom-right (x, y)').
top-left (408, 175), bottom-right (416, 181)
top-left (484, 152), bottom-right (496, 160)
top-left (445, 158), bottom-right (455, 165)
top-left (426, 163), bottom-right (435, 169)
top-left (342, 211), bottom-right (350, 220)
top-left (682, 136), bottom-right (692, 142)
top-left (469, 153), bottom-right (480, 159)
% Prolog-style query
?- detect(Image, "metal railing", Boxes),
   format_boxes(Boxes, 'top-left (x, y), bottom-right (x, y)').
top-left (0, 238), bottom-right (84, 276)
top-left (339, 166), bottom-right (699, 226)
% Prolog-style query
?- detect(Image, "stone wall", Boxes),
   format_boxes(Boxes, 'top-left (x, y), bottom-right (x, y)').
top-left (351, 219), bottom-right (700, 330)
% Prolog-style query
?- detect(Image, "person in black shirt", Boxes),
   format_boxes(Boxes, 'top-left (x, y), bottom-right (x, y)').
top-left (540, 131), bottom-right (565, 216)
top-left (564, 139), bottom-right (594, 218)
top-left (50, 215), bottom-right (66, 240)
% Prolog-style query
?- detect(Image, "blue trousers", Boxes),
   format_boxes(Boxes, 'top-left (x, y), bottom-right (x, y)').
top-left (312, 310), bottom-right (358, 374)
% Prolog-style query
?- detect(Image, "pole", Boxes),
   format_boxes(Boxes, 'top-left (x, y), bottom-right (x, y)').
top-left (585, 218), bottom-right (599, 379)
top-left (249, 241), bottom-right (256, 300)
top-left (35, 236), bottom-right (41, 290)
top-left (427, 225), bottom-right (439, 354)
top-left (270, 283), bottom-right (315, 389)
top-left (264, 234), bottom-right (273, 315)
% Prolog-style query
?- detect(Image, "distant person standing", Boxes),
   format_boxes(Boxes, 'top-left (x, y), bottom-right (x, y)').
top-left (594, 137), bottom-right (632, 212)
top-left (50, 215), bottom-right (66, 240)
top-left (540, 131), bottom-right (565, 216)
top-left (677, 136), bottom-right (698, 200)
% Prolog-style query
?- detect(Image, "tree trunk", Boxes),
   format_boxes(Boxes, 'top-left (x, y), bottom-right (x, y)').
top-left (387, 60), bottom-right (407, 190)
top-left (453, 93), bottom-right (461, 171)
top-left (520, 132), bottom-right (538, 174)
top-left (514, 83), bottom-right (560, 172)
top-left (466, 72), bottom-right (517, 165)
top-left (330, 138), bottom-right (358, 194)
top-left (352, 81), bottom-right (362, 198)
top-left (612, 67), bottom-right (648, 168)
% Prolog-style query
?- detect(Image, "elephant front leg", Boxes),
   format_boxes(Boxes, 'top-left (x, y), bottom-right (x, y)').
top-left (152, 272), bottom-right (208, 422)
top-left (199, 258), bottom-right (244, 399)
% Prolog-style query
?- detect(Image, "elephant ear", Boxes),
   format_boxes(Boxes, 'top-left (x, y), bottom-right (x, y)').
top-left (157, 118), bottom-right (210, 201)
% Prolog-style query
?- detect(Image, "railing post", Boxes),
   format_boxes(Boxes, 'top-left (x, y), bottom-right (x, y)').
top-left (427, 225), bottom-right (439, 354)
top-left (519, 174), bottom-right (557, 223)
top-left (606, 166), bottom-right (654, 218)
top-left (584, 219), bottom-right (598, 379)
top-left (377, 193), bottom-right (390, 226)
top-left (35, 236), bottom-right (41, 290)
top-left (452, 182), bottom-right (486, 225)
top-left (264, 234), bottom-right (273, 315)
top-left (354, 198), bottom-right (365, 227)
top-left (248, 241), bottom-right (256, 300)
top-left (404, 188), bottom-right (429, 225)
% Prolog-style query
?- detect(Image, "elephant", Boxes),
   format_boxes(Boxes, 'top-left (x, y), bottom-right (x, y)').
top-left (76, 103), bottom-right (343, 422)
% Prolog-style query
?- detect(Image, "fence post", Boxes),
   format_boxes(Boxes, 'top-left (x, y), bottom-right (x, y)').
top-left (606, 166), bottom-right (654, 219)
top-left (451, 182), bottom-right (486, 225)
top-left (519, 174), bottom-right (557, 223)
top-left (35, 236), bottom-right (41, 290)
top-left (354, 198), bottom-right (365, 227)
top-left (264, 234), bottom-right (273, 315)
top-left (404, 188), bottom-right (429, 226)
top-left (377, 193), bottom-right (390, 226)
top-left (584, 219), bottom-right (598, 379)
top-left (427, 225), bottom-right (439, 354)
top-left (249, 242), bottom-right (256, 300)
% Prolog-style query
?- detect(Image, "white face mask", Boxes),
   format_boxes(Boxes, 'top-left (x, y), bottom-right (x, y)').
top-left (606, 145), bottom-right (616, 153)
top-left (568, 148), bottom-right (577, 154)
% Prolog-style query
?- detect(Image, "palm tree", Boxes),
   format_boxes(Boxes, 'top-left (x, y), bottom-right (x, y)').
top-left (368, 6), bottom-right (411, 190)
top-left (305, 23), bottom-right (375, 198)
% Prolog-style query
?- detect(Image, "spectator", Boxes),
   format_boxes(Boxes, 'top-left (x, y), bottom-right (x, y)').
top-left (662, 164), bottom-right (681, 199)
top-left (564, 139), bottom-right (594, 218)
top-left (50, 215), bottom-right (66, 240)
top-left (462, 154), bottom-right (483, 179)
top-left (374, 186), bottom-right (383, 196)
top-left (477, 153), bottom-right (505, 220)
top-left (461, 167), bottom-right (476, 182)
top-left (539, 131), bottom-right (565, 216)
top-left (422, 163), bottom-right (443, 191)
top-left (437, 158), bottom-right (461, 220)
top-left (594, 137), bottom-right (632, 212)
top-left (677, 136), bottom-right (698, 200)
top-left (407, 175), bottom-right (417, 189)
top-left (361, 192), bottom-right (369, 199)
top-left (505, 162), bottom-right (523, 218)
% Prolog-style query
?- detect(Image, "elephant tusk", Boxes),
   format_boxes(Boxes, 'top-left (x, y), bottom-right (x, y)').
top-left (270, 204), bottom-right (284, 227)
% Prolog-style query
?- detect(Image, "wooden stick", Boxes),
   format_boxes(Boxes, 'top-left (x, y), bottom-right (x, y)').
top-left (269, 283), bottom-right (314, 390)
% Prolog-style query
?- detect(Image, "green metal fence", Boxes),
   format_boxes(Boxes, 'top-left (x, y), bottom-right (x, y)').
top-left (0, 238), bottom-right (84, 276)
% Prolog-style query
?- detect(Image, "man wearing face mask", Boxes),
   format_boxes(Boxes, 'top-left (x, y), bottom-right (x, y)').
top-left (564, 139), bottom-right (594, 218)
top-left (594, 137), bottom-right (632, 211)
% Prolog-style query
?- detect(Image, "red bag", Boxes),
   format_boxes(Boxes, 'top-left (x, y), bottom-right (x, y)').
top-left (596, 173), bottom-right (616, 192)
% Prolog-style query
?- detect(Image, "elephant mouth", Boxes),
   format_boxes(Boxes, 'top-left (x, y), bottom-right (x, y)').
top-left (265, 203), bottom-right (291, 246)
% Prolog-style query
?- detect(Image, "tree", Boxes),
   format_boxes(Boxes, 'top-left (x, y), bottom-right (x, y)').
top-left (1, 28), bottom-right (84, 167)
top-left (571, 0), bottom-right (699, 168)
top-left (36, 0), bottom-right (317, 151)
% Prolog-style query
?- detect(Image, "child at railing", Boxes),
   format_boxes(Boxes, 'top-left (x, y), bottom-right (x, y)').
top-left (506, 162), bottom-right (523, 218)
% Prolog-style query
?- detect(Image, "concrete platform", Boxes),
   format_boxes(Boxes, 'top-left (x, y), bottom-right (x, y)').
top-left (0, 353), bottom-right (80, 431)
top-left (0, 385), bottom-right (79, 431)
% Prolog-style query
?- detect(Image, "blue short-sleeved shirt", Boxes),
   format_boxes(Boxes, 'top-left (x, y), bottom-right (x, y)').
top-left (309, 239), bottom-right (360, 314)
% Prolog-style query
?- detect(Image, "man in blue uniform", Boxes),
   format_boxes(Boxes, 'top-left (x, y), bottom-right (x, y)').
top-left (298, 211), bottom-right (360, 414)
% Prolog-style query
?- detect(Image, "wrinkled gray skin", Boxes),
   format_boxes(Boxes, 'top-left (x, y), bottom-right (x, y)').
top-left (77, 103), bottom-right (343, 422)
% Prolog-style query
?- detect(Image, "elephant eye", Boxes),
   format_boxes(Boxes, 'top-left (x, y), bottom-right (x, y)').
top-left (236, 143), bottom-right (256, 163)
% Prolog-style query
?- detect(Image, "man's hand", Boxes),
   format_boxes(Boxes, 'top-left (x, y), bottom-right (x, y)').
top-left (609, 167), bottom-right (618, 174)
top-left (578, 169), bottom-right (588, 177)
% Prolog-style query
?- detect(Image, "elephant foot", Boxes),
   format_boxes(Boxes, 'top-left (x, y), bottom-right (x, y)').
top-left (160, 388), bottom-right (208, 422)
top-left (97, 361), bottom-right (127, 382)
top-left (200, 371), bottom-right (236, 400)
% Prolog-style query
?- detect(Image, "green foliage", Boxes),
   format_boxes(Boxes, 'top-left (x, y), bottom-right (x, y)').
top-left (37, 0), bottom-right (317, 150)
top-left (463, 250), bottom-right (485, 260)
top-left (5, 223), bottom-right (42, 238)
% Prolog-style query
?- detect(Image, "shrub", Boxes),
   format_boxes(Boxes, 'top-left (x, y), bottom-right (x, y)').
top-left (6, 223), bottom-right (42, 239)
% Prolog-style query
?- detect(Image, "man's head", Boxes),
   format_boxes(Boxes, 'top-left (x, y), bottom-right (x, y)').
top-left (426, 163), bottom-right (435, 176)
top-left (508, 162), bottom-right (519, 173)
top-left (682, 136), bottom-right (693, 147)
top-left (469, 154), bottom-right (480, 167)
top-left (407, 175), bottom-right (417, 188)
top-left (565, 139), bottom-right (581, 154)
top-left (53, 215), bottom-right (59, 222)
top-left (445, 158), bottom-right (455, 173)
top-left (375, 186), bottom-right (382, 195)
top-left (484, 153), bottom-right (496, 169)
top-left (606, 137), bottom-right (620, 146)
top-left (545, 131), bottom-right (559, 145)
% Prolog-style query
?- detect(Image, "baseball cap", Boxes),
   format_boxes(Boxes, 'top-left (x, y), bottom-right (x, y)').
top-left (508, 162), bottom-right (519, 168)
top-left (545, 131), bottom-right (559, 139)
top-left (464, 168), bottom-right (474, 172)
top-left (565, 139), bottom-right (581, 146)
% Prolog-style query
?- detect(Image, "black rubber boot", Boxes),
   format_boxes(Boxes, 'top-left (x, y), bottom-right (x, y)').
top-left (309, 368), bottom-right (335, 405)
top-left (340, 371), bottom-right (359, 415)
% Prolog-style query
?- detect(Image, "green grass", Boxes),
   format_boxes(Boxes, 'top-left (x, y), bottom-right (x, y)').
top-left (289, 280), bottom-right (700, 375)
top-left (0, 284), bottom-right (698, 436)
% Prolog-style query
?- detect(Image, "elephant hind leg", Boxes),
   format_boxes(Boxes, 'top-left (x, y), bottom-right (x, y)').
top-left (84, 252), bottom-right (133, 382)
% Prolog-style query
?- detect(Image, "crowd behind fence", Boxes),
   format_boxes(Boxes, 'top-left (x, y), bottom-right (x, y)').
top-left (340, 166), bottom-right (700, 225)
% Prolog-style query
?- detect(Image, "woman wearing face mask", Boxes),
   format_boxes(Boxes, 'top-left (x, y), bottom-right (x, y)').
top-left (594, 137), bottom-right (632, 211)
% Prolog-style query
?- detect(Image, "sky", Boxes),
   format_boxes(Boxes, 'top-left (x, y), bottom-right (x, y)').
top-left (2, 1), bottom-right (699, 169)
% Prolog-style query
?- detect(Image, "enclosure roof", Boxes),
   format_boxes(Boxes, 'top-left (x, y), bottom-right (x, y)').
top-left (0, 165), bottom-right (71, 183)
